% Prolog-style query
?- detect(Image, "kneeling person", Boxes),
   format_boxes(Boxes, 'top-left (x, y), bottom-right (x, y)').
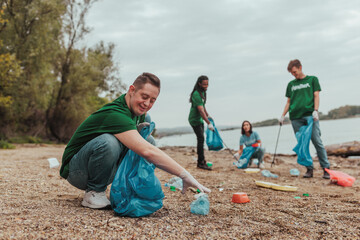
top-left (234, 120), bottom-right (265, 169)
top-left (60, 73), bottom-right (210, 209)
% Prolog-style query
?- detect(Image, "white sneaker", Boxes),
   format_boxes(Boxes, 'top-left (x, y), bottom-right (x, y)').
top-left (258, 163), bottom-right (265, 169)
top-left (81, 190), bottom-right (111, 209)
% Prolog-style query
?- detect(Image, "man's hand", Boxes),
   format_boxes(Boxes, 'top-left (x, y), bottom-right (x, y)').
top-left (207, 123), bottom-right (214, 131)
top-left (312, 110), bottom-right (319, 121)
top-left (279, 115), bottom-right (285, 126)
top-left (179, 170), bottom-right (211, 194)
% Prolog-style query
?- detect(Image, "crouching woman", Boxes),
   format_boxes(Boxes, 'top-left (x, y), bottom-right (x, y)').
top-left (234, 120), bottom-right (265, 168)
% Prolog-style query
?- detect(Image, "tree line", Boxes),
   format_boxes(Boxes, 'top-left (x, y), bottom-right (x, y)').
top-left (0, 0), bottom-right (125, 143)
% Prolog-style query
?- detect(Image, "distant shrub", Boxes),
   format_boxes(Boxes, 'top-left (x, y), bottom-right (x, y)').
top-left (9, 136), bottom-right (42, 144)
top-left (0, 140), bottom-right (15, 149)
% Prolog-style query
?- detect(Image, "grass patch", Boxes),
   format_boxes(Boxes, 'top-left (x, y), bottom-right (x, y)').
top-left (0, 140), bottom-right (15, 149)
top-left (8, 136), bottom-right (54, 144)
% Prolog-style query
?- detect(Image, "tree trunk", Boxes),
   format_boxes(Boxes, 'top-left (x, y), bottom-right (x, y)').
top-left (325, 141), bottom-right (360, 157)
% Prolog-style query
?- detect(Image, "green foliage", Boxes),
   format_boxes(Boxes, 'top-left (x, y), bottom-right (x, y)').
top-left (47, 1), bottom-right (125, 142)
top-left (0, 140), bottom-right (15, 149)
top-left (8, 136), bottom-right (43, 144)
top-left (0, 5), bottom-right (21, 109)
top-left (0, 0), bottom-right (65, 137)
top-left (0, 0), bottom-right (124, 142)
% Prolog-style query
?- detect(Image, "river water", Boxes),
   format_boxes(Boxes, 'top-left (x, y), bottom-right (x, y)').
top-left (156, 118), bottom-right (360, 156)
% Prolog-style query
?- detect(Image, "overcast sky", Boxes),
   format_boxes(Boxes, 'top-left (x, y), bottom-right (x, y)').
top-left (85, 0), bottom-right (360, 128)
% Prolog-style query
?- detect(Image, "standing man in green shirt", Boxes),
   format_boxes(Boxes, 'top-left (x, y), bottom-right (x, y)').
top-left (280, 59), bottom-right (330, 179)
top-left (61, 73), bottom-right (210, 209)
top-left (188, 75), bottom-right (214, 170)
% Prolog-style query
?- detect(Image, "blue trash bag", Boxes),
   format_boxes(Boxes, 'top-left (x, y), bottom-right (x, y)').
top-left (190, 193), bottom-right (209, 215)
top-left (293, 117), bottom-right (313, 167)
top-left (206, 118), bottom-right (224, 151)
top-left (110, 122), bottom-right (164, 217)
top-left (233, 146), bottom-right (256, 169)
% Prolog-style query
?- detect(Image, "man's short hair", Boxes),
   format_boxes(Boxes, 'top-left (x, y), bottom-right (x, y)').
top-left (133, 72), bottom-right (161, 91)
top-left (287, 59), bottom-right (302, 72)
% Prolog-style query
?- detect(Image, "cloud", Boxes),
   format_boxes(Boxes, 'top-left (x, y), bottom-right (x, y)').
top-left (85, 0), bottom-right (360, 128)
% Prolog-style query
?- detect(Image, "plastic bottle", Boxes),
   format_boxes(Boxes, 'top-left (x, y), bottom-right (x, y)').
top-left (252, 159), bottom-right (259, 166)
top-left (233, 158), bottom-right (247, 169)
top-left (261, 170), bottom-right (278, 178)
top-left (290, 168), bottom-right (300, 176)
top-left (164, 177), bottom-right (183, 190)
top-left (190, 193), bottom-right (209, 215)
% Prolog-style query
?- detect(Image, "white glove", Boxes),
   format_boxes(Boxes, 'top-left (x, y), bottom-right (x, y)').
top-left (233, 152), bottom-right (240, 160)
top-left (279, 115), bottom-right (285, 125)
top-left (179, 170), bottom-right (211, 194)
top-left (312, 110), bottom-right (319, 121)
top-left (207, 123), bottom-right (214, 131)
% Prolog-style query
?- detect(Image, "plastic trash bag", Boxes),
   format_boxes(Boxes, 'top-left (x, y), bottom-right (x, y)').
top-left (110, 122), bottom-right (164, 217)
top-left (233, 147), bottom-right (256, 169)
top-left (190, 193), bottom-right (209, 215)
top-left (206, 118), bottom-right (224, 151)
top-left (325, 169), bottom-right (356, 187)
top-left (293, 117), bottom-right (313, 167)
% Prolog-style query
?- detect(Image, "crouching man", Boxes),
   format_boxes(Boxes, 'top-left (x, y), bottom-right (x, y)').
top-left (60, 72), bottom-right (210, 209)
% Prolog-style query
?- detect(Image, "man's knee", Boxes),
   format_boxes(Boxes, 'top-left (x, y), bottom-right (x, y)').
top-left (96, 134), bottom-right (122, 154)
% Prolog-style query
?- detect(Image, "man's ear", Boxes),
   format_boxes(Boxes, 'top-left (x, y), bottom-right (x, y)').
top-left (128, 85), bottom-right (136, 94)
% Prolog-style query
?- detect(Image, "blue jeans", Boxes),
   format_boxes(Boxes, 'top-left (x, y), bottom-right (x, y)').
top-left (67, 133), bottom-right (156, 192)
top-left (291, 116), bottom-right (330, 169)
top-left (250, 147), bottom-right (265, 164)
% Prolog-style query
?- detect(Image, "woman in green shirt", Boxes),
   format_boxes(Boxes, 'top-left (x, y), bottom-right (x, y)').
top-left (188, 75), bottom-right (214, 170)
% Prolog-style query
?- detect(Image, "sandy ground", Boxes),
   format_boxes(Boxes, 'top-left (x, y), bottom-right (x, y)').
top-left (0, 144), bottom-right (359, 239)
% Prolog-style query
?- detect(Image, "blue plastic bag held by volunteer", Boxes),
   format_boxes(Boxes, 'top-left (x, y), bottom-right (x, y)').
top-left (293, 117), bottom-right (313, 167)
top-left (233, 146), bottom-right (256, 169)
top-left (206, 118), bottom-right (224, 151)
top-left (110, 122), bottom-right (164, 217)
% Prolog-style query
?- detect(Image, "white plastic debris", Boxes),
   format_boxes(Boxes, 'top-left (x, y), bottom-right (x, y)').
top-left (47, 158), bottom-right (59, 168)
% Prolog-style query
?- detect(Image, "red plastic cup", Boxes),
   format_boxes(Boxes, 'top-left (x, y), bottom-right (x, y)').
top-left (232, 192), bottom-right (250, 203)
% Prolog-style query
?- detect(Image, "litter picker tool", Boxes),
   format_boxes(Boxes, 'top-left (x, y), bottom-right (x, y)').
top-left (219, 136), bottom-right (238, 161)
top-left (271, 124), bottom-right (282, 167)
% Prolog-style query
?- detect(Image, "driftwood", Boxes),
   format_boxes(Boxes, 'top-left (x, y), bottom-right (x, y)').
top-left (325, 141), bottom-right (360, 157)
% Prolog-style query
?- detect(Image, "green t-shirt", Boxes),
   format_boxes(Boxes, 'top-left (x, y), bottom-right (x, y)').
top-left (60, 94), bottom-right (145, 179)
top-left (285, 75), bottom-right (321, 120)
top-left (188, 90), bottom-right (205, 126)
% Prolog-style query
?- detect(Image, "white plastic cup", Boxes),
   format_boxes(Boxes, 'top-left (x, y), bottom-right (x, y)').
top-left (47, 158), bottom-right (60, 168)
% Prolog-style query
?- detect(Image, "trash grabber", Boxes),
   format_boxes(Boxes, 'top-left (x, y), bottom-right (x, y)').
top-left (219, 137), bottom-right (238, 161)
top-left (271, 124), bottom-right (282, 167)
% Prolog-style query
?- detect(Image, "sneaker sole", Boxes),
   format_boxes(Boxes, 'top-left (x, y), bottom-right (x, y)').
top-left (81, 200), bottom-right (110, 209)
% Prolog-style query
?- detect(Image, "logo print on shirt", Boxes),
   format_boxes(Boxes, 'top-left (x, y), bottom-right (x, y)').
top-left (291, 83), bottom-right (310, 92)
